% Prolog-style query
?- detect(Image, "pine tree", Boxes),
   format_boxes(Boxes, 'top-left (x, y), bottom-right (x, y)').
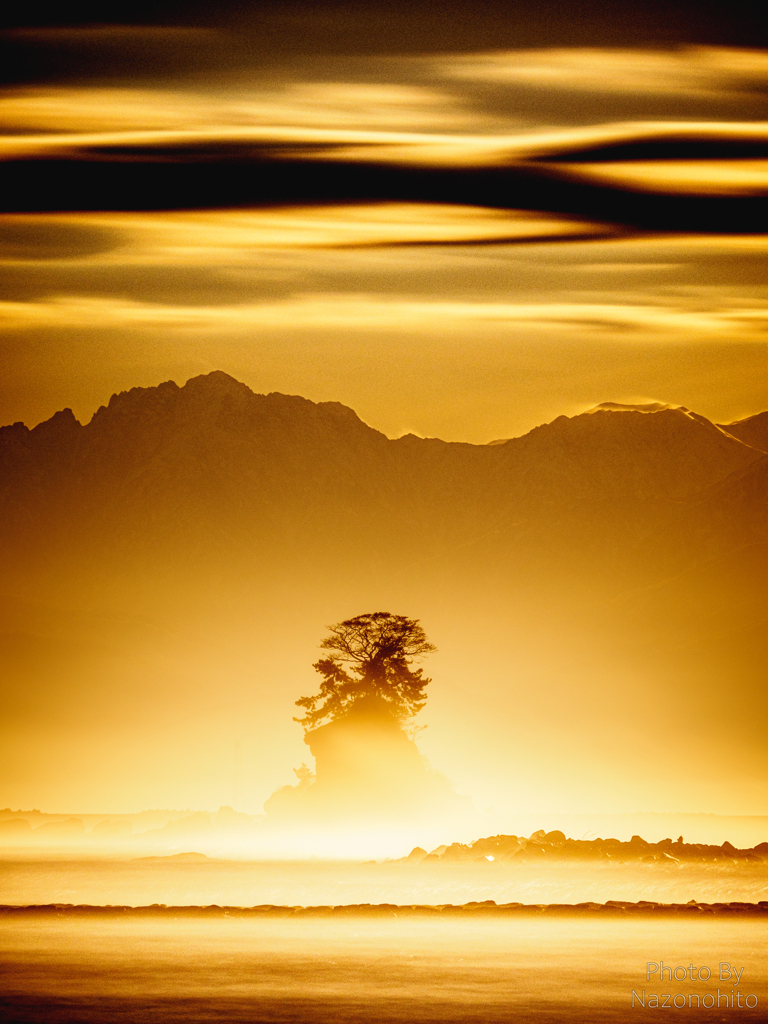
top-left (295, 612), bottom-right (436, 729)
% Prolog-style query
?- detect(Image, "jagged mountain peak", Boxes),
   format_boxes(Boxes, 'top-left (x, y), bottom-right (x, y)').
top-left (2, 377), bottom-right (766, 498)
top-left (89, 371), bottom-right (254, 424)
top-left (2, 375), bottom-right (768, 672)
top-left (89, 378), bottom-right (180, 424)
top-left (181, 370), bottom-right (253, 396)
top-left (77, 372), bottom-right (383, 449)
top-left (33, 407), bottom-right (81, 429)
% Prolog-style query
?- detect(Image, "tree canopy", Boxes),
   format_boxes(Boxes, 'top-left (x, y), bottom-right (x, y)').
top-left (294, 612), bottom-right (436, 729)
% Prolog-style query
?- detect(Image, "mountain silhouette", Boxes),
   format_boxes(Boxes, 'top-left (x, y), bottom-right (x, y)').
top-left (2, 372), bottom-right (764, 627)
top-left (719, 411), bottom-right (768, 454)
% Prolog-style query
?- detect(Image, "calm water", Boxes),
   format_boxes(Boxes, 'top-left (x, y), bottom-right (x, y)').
top-left (1, 916), bottom-right (766, 1023)
top-left (2, 856), bottom-right (767, 907)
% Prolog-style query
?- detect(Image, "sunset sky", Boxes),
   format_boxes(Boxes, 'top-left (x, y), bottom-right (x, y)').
top-left (2, 2), bottom-right (767, 826)
top-left (2, 5), bottom-right (768, 442)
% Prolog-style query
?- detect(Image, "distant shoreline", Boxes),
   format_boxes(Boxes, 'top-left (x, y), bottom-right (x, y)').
top-left (3, 900), bottom-right (768, 918)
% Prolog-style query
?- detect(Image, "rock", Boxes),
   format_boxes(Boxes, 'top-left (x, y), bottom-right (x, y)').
top-left (544, 830), bottom-right (566, 844)
top-left (406, 847), bottom-right (427, 861)
top-left (0, 819), bottom-right (31, 832)
top-left (441, 843), bottom-right (474, 861)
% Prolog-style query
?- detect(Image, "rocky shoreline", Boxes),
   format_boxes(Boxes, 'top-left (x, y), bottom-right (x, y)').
top-left (2, 900), bottom-right (768, 918)
top-left (403, 829), bottom-right (768, 864)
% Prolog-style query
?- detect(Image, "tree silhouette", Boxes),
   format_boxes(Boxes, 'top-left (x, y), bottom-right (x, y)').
top-left (295, 612), bottom-right (436, 729)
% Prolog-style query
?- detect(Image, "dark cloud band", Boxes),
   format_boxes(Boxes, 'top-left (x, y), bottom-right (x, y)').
top-left (2, 130), bottom-right (766, 235)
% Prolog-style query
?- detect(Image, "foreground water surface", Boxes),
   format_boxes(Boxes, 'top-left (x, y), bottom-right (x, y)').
top-left (1, 915), bottom-right (765, 1023)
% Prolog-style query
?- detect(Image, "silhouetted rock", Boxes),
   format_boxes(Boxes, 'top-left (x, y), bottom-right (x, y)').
top-left (0, 818), bottom-right (31, 833)
top-left (544, 830), bottom-right (566, 845)
top-left (440, 842), bottom-right (475, 861)
top-left (401, 830), bottom-right (768, 863)
top-left (407, 847), bottom-right (427, 861)
top-left (266, 694), bottom-right (469, 825)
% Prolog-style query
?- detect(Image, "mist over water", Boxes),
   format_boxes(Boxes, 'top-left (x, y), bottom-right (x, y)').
top-left (2, 856), bottom-right (767, 909)
top-left (2, 916), bottom-right (765, 1023)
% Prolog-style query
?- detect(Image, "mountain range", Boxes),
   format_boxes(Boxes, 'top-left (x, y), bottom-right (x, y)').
top-left (3, 371), bottom-right (766, 609)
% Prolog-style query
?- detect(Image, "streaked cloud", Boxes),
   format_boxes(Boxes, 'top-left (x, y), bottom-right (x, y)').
top-left (3, 291), bottom-right (766, 339)
top-left (441, 46), bottom-right (768, 100)
top-left (5, 118), bottom-right (767, 164)
top-left (0, 206), bottom-right (616, 263)
top-left (0, 83), bottom-right (470, 135)
top-left (1, 42), bottom-right (767, 443)
top-left (2, 119), bottom-right (767, 224)
top-left (552, 159), bottom-right (768, 196)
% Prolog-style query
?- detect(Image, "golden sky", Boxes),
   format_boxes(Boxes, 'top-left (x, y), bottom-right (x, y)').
top-left (2, 51), bottom-right (768, 440)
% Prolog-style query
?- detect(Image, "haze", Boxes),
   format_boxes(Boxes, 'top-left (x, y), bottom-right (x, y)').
top-left (1, 1), bottom-right (767, 838)
top-left (1, 372), bottom-right (767, 826)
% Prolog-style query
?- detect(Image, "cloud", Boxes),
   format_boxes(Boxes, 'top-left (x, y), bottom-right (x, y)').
top-left (546, 159), bottom-right (768, 197)
top-left (0, 83), bottom-right (470, 135)
top-left (440, 46), bottom-right (768, 101)
top-left (0, 206), bottom-right (616, 264)
top-left (2, 291), bottom-right (767, 340)
top-left (2, 210), bottom-right (767, 341)
top-left (3, 119), bottom-right (767, 225)
top-left (6, 118), bottom-right (768, 163)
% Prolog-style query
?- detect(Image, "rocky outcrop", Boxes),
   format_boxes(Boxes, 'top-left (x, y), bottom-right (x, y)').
top-left (0, 818), bottom-right (31, 833)
top-left (403, 830), bottom-right (768, 864)
top-left (265, 695), bottom-right (470, 825)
